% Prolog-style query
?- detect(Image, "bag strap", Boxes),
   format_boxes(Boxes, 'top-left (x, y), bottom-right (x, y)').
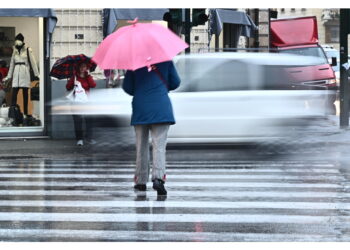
top-left (151, 65), bottom-right (169, 90)
top-left (27, 48), bottom-right (33, 71)
top-left (74, 76), bottom-right (82, 88)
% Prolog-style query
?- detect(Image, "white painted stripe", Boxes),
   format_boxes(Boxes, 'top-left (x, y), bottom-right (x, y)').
top-left (0, 229), bottom-right (342, 241)
top-left (0, 190), bottom-right (349, 198)
top-left (0, 173), bottom-right (343, 180)
top-left (0, 200), bottom-right (348, 210)
top-left (0, 168), bottom-right (339, 173)
top-left (167, 161), bottom-right (333, 165)
top-left (0, 161), bottom-right (134, 164)
top-left (2, 165), bottom-right (335, 169)
top-left (0, 181), bottom-right (341, 188)
top-left (0, 212), bottom-right (347, 223)
top-left (166, 164), bottom-right (336, 168)
top-left (0, 160), bottom-right (331, 164)
top-left (0, 163), bottom-right (335, 168)
top-left (167, 162), bottom-right (334, 165)
top-left (0, 163), bottom-right (135, 168)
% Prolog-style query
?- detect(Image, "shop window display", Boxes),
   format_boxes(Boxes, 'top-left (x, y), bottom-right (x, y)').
top-left (0, 60), bottom-right (8, 106)
top-left (0, 31), bottom-right (41, 127)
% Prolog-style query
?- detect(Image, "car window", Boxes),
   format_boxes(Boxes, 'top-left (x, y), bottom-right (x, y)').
top-left (262, 65), bottom-right (295, 90)
top-left (174, 58), bottom-right (252, 92)
top-left (279, 47), bottom-right (328, 64)
top-left (325, 50), bottom-right (339, 59)
top-left (323, 50), bottom-right (340, 72)
top-left (174, 57), bottom-right (297, 92)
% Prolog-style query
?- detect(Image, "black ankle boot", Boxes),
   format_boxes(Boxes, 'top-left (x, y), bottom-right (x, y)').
top-left (134, 184), bottom-right (147, 191)
top-left (152, 179), bottom-right (167, 195)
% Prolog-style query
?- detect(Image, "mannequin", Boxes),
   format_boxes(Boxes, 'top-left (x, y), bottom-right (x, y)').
top-left (2, 33), bottom-right (39, 118)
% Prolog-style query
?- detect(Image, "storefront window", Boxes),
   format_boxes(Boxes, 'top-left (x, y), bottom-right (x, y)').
top-left (0, 17), bottom-right (44, 133)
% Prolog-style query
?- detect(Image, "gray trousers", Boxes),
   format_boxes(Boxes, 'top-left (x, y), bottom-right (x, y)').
top-left (134, 124), bottom-right (170, 184)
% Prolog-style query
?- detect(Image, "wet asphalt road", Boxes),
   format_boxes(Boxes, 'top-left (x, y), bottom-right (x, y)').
top-left (1, 117), bottom-right (350, 241)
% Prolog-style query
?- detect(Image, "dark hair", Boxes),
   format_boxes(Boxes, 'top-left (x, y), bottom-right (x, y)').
top-left (15, 33), bottom-right (24, 42)
top-left (76, 62), bottom-right (88, 70)
top-left (78, 62), bottom-right (87, 68)
top-left (75, 63), bottom-right (89, 78)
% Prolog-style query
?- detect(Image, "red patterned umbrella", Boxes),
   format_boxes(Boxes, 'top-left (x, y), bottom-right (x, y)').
top-left (50, 54), bottom-right (97, 80)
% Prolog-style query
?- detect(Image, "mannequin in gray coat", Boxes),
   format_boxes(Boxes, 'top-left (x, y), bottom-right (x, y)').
top-left (3, 33), bottom-right (39, 117)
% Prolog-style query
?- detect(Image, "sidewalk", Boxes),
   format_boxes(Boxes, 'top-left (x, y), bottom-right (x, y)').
top-left (0, 115), bottom-right (349, 160)
top-left (0, 138), bottom-right (135, 160)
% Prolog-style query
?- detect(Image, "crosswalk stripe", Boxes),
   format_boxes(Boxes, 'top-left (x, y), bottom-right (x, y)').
top-left (0, 173), bottom-right (344, 180)
top-left (0, 163), bottom-right (336, 168)
top-left (0, 200), bottom-right (349, 210)
top-left (0, 160), bottom-right (333, 164)
top-left (0, 181), bottom-right (341, 188)
top-left (0, 158), bottom-right (347, 241)
top-left (166, 161), bottom-right (334, 164)
top-left (0, 168), bottom-right (340, 173)
top-left (0, 190), bottom-right (349, 198)
top-left (0, 229), bottom-right (344, 241)
top-left (0, 212), bottom-right (348, 223)
top-left (166, 164), bottom-right (336, 168)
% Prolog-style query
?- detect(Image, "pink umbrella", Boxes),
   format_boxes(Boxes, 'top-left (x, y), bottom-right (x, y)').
top-left (92, 18), bottom-right (189, 71)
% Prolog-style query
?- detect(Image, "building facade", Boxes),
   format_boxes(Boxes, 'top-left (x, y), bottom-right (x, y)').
top-left (51, 8), bottom-right (254, 71)
top-left (51, 9), bottom-right (105, 79)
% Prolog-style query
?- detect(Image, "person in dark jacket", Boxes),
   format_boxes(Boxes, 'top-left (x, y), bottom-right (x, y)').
top-left (66, 62), bottom-right (97, 146)
top-left (122, 60), bottom-right (180, 196)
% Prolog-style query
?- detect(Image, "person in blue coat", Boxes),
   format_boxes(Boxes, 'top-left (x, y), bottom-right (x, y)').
top-left (122, 60), bottom-right (180, 196)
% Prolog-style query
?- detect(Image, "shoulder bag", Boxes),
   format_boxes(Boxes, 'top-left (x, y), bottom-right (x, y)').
top-left (152, 65), bottom-right (169, 90)
top-left (27, 48), bottom-right (38, 82)
top-left (30, 82), bottom-right (40, 101)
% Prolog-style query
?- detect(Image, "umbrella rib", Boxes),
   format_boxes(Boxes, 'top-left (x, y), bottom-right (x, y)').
top-left (150, 32), bottom-right (171, 65)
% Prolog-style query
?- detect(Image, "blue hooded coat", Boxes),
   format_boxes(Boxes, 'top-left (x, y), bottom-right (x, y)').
top-left (122, 61), bottom-right (181, 126)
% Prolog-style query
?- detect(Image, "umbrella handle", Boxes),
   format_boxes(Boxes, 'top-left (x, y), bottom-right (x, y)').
top-left (127, 18), bottom-right (138, 26)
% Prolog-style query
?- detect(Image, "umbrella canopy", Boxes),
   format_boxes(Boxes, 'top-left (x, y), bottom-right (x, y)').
top-left (92, 18), bottom-right (188, 71)
top-left (50, 54), bottom-right (97, 79)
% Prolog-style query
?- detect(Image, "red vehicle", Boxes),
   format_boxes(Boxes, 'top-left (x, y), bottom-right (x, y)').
top-left (270, 16), bottom-right (337, 114)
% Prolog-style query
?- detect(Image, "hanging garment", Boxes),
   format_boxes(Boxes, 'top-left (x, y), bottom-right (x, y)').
top-left (7, 45), bottom-right (39, 88)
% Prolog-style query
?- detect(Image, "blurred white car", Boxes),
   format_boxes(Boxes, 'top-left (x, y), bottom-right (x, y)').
top-left (51, 52), bottom-right (331, 143)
